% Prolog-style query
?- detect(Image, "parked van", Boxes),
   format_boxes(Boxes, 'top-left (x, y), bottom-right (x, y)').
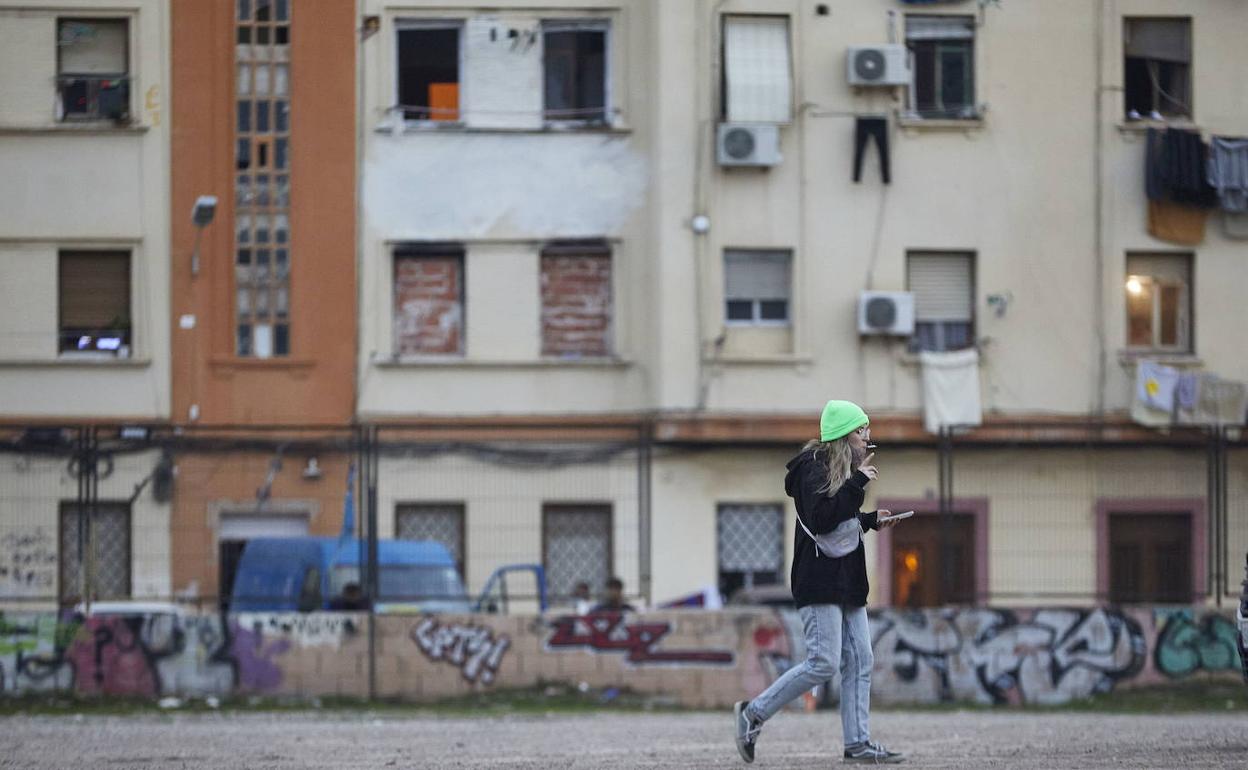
top-left (229, 537), bottom-right (546, 613)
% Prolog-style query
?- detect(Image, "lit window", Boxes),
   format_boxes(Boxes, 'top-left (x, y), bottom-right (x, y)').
top-left (1125, 253), bottom-right (1191, 351)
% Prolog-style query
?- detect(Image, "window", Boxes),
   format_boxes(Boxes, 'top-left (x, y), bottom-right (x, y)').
top-left (397, 21), bottom-right (461, 122)
top-left (59, 502), bottom-right (130, 603)
top-left (235, 0), bottom-right (292, 358)
top-left (543, 505), bottom-right (611, 603)
top-left (722, 16), bottom-right (792, 123)
top-left (543, 21), bottom-right (608, 125)
top-left (541, 241), bottom-right (612, 357)
top-left (1108, 512), bottom-right (1192, 603)
top-left (1125, 253), bottom-right (1191, 351)
top-left (905, 16), bottom-right (976, 120)
top-left (1124, 18), bottom-right (1191, 119)
top-left (58, 250), bottom-right (131, 357)
top-left (907, 251), bottom-right (974, 352)
top-left (56, 19), bottom-right (130, 121)
top-left (890, 512), bottom-right (976, 607)
top-left (393, 245), bottom-right (465, 356)
top-left (724, 250), bottom-right (791, 325)
top-left (396, 503), bottom-right (466, 579)
top-left (717, 504), bottom-right (783, 600)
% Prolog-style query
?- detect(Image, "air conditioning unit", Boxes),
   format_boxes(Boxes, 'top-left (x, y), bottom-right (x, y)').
top-left (846, 45), bottom-right (911, 86)
top-left (716, 123), bottom-right (782, 167)
top-left (858, 291), bottom-right (915, 335)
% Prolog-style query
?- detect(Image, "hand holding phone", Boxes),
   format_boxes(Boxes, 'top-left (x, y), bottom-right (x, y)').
top-left (877, 510), bottom-right (914, 524)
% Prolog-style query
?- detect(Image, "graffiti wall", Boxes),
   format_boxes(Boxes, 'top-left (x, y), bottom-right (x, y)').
top-left (0, 607), bottom-right (1240, 707)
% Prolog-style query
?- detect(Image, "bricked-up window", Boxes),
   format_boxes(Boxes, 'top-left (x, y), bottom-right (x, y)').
top-left (541, 241), bottom-right (612, 357)
top-left (543, 505), bottom-right (611, 603)
top-left (1109, 512), bottom-right (1192, 603)
top-left (1124, 18), bottom-right (1191, 119)
top-left (59, 502), bottom-right (130, 603)
top-left (1126, 253), bottom-right (1191, 352)
top-left (717, 503), bottom-right (783, 599)
top-left (235, 0), bottom-right (292, 358)
top-left (59, 250), bottom-right (131, 357)
top-left (394, 244), bottom-right (465, 356)
top-left (724, 249), bottom-right (791, 325)
top-left (396, 503), bottom-right (466, 578)
top-left (397, 21), bottom-right (462, 121)
top-left (543, 20), bottom-right (608, 125)
top-left (57, 19), bottom-right (130, 121)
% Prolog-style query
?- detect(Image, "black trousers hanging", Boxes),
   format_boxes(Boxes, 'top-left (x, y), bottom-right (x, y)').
top-left (853, 116), bottom-right (890, 184)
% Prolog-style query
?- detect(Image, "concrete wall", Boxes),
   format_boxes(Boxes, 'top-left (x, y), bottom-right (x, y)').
top-left (0, 0), bottom-right (170, 418)
top-left (1, 606), bottom-right (1240, 706)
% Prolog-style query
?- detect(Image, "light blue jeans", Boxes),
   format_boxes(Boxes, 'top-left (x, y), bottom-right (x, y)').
top-left (745, 604), bottom-right (873, 748)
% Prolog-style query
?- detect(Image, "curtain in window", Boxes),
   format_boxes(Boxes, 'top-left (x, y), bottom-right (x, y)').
top-left (723, 17), bottom-right (792, 123)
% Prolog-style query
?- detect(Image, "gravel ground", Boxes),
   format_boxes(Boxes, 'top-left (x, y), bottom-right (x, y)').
top-left (1, 710), bottom-right (1245, 769)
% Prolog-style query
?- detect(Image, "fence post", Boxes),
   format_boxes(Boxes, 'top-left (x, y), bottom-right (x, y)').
top-left (366, 425), bottom-right (379, 700)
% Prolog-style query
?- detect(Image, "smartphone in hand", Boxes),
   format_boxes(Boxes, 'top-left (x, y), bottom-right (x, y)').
top-left (877, 510), bottom-right (914, 523)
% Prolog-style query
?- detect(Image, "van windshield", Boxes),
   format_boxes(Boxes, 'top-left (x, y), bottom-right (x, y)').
top-left (330, 565), bottom-right (464, 602)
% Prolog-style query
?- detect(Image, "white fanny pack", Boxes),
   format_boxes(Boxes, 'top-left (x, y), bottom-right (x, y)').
top-left (794, 511), bottom-right (862, 558)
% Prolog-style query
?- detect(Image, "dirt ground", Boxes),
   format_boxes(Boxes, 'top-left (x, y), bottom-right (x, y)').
top-left (1, 709), bottom-right (1245, 769)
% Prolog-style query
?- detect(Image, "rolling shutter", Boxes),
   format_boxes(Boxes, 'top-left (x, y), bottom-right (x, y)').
top-left (907, 252), bottom-right (972, 321)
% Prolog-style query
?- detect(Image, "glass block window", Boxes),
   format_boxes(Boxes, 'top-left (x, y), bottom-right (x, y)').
top-left (396, 503), bottom-right (465, 577)
top-left (59, 502), bottom-right (131, 602)
top-left (235, 0), bottom-right (291, 357)
top-left (717, 503), bottom-right (783, 598)
top-left (543, 505), bottom-right (611, 602)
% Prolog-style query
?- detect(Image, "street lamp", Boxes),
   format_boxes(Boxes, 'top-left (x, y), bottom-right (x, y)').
top-left (190, 195), bottom-right (217, 276)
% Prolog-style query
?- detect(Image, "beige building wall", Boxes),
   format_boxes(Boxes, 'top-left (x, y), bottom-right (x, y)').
top-left (0, 0), bottom-right (170, 418)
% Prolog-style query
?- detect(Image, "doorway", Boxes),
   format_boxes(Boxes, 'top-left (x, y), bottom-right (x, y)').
top-left (217, 511), bottom-right (309, 609)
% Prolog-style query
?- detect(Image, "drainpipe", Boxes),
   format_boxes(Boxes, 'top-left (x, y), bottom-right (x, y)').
top-left (1093, 0), bottom-right (1108, 417)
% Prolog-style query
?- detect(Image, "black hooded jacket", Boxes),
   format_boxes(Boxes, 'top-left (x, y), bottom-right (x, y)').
top-left (784, 449), bottom-right (879, 609)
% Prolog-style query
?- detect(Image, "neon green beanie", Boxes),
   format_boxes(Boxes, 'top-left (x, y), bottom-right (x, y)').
top-left (820, 400), bottom-right (869, 442)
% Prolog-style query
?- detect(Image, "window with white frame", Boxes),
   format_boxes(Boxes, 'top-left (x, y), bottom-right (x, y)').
top-left (543, 20), bottom-right (608, 125)
top-left (722, 16), bottom-right (792, 123)
top-left (396, 20), bottom-right (463, 122)
top-left (907, 251), bottom-right (975, 352)
top-left (1125, 253), bottom-right (1191, 351)
top-left (1123, 18), bottom-right (1191, 120)
top-left (717, 503), bottom-right (784, 600)
top-left (905, 16), bottom-right (976, 120)
top-left (724, 250), bottom-right (791, 326)
top-left (57, 18), bottom-right (130, 122)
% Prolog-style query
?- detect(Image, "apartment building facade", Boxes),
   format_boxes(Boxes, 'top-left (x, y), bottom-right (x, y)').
top-left (356, 0), bottom-right (1248, 609)
top-left (0, 0), bottom-right (174, 606)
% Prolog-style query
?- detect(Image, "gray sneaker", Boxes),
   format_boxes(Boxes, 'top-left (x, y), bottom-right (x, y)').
top-left (733, 700), bottom-right (763, 763)
top-left (844, 740), bottom-right (905, 764)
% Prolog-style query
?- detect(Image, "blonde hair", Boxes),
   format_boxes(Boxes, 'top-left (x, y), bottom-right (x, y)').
top-left (801, 436), bottom-right (856, 496)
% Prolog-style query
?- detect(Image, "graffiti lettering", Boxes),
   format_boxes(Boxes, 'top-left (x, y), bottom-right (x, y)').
top-left (0, 528), bottom-right (58, 595)
top-left (546, 614), bottom-right (734, 665)
top-left (236, 613), bottom-right (358, 648)
top-left (411, 616), bottom-right (509, 684)
top-left (1154, 610), bottom-right (1242, 678)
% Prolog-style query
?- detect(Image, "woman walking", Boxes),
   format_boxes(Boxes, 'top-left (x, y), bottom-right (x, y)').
top-left (734, 400), bottom-right (905, 764)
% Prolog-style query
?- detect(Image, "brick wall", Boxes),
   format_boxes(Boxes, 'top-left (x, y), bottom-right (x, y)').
top-left (540, 253), bottom-right (611, 357)
top-left (394, 255), bottom-right (463, 355)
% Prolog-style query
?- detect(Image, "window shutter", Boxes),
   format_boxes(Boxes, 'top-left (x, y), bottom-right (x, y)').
top-left (59, 251), bottom-right (131, 328)
top-left (908, 253), bottom-right (972, 321)
top-left (59, 20), bottom-right (128, 74)
top-left (905, 15), bottom-right (975, 41)
top-left (723, 16), bottom-right (792, 123)
top-left (1126, 253), bottom-right (1190, 283)
top-left (1124, 19), bottom-right (1190, 64)
top-left (725, 251), bottom-right (791, 300)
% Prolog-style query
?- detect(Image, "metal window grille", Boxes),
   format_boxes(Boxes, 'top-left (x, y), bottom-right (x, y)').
top-left (543, 506), bottom-right (611, 601)
top-left (234, 0), bottom-right (292, 357)
top-left (59, 502), bottom-right (130, 602)
top-left (396, 503), bottom-right (465, 576)
top-left (717, 504), bottom-right (783, 573)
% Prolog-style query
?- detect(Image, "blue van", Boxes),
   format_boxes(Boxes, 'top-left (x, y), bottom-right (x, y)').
top-left (230, 537), bottom-right (546, 613)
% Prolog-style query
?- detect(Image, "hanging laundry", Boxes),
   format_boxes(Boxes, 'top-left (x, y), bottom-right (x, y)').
top-left (1136, 360), bottom-right (1179, 412)
top-left (1173, 372), bottom-right (1201, 425)
top-left (1146, 128), bottom-right (1218, 207)
top-left (1207, 136), bottom-right (1248, 213)
top-left (1148, 199), bottom-right (1207, 245)
top-left (919, 348), bottom-right (981, 434)
top-left (853, 116), bottom-right (890, 184)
